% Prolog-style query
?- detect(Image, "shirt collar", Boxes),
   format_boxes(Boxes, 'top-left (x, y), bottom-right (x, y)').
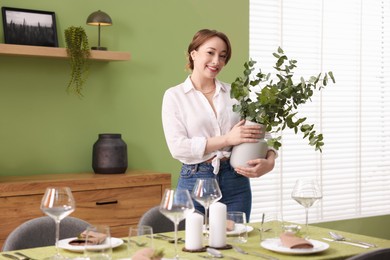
top-left (183, 76), bottom-right (227, 94)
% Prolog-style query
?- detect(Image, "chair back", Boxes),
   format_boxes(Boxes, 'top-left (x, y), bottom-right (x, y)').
top-left (2, 216), bottom-right (90, 251)
top-left (138, 206), bottom-right (204, 233)
top-left (346, 248), bottom-right (390, 260)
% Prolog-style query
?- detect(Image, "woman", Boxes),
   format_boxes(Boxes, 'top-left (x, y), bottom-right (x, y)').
top-left (162, 29), bottom-right (276, 220)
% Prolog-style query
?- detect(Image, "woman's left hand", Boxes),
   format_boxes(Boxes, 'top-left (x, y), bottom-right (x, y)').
top-left (234, 150), bottom-right (276, 178)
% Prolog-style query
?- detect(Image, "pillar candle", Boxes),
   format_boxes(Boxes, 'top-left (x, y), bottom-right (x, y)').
top-left (185, 212), bottom-right (204, 250)
top-left (208, 202), bottom-right (227, 248)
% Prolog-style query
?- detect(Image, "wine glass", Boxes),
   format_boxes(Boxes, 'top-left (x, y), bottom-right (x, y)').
top-left (291, 179), bottom-right (322, 236)
top-left (40, 187), bottom-right (76, 260)
top-left (159, 189), bottom-right (194, 259)
top-left (191, 178), bottom-right (222, 232)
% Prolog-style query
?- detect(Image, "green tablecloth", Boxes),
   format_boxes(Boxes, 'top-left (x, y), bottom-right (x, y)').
top-left (1, 223), bottom-right (390, 260)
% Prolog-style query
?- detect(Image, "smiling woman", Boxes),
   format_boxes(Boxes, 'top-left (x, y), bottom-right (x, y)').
top-left (162, 29), bottom-right (277, 222)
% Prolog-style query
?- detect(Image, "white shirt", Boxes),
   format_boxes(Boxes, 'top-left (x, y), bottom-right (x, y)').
top-left (162, 76), bottom-right (239, 173)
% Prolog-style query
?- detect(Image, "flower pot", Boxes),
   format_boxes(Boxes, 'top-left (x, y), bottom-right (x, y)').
top-left (230, 121), bottom-right (268, 168)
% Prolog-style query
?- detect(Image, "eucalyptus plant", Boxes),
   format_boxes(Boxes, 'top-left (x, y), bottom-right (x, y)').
top-left (64, 26), bottom-right (91, 97)
top-left (230, 47), bottom-right (335, 151)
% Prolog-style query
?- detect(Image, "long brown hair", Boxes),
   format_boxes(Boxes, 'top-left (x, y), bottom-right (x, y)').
top-left (186, 29), bottom-right (232, 71)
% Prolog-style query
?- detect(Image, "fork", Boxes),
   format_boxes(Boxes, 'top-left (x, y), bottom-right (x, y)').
top-left (2, 253), bottom-right (32, 260)
top-left (128, 239), bottom-right (147, 247)
top-left (2, 254), bottom-right (20, 260)
top-left (232, 245), bottom-right (279, 260)
top-left (15, 252), bottom-right (35, 260)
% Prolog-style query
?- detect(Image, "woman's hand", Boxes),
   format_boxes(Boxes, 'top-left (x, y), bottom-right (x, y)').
top-left (225, 120), bottom-right (263, 146)
top-left (234, 150), bottom-right (276, 178)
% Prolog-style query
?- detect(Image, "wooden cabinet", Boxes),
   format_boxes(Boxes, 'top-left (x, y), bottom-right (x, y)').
top-left (0, 171), bottom-right (171, 248)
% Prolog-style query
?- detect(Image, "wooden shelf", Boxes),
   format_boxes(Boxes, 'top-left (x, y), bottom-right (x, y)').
top-left (0, 43), bottom-right (130, 61)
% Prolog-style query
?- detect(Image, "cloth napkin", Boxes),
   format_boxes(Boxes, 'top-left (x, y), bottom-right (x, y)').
top-left (132, 248), bottom-right (163, 260)
top-left (69, 230), bottom-right (107, 246)
top-left (226, 220), bottom-right (235, 231)
top-left (280, 232), bottom-right (314, 249)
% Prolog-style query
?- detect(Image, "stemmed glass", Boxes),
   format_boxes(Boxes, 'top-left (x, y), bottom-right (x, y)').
top-left (191, 178), bottom-right (222, 232)
top-left (159, 189), bottom-right (194, 259)
top-left (40, 187), bottom-right (76, 260)
top-left (291, 179), bottom-right (322, 236)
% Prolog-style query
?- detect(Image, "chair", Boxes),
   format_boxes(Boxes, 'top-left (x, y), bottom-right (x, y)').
top-left (138, 206), bottom-right (204, 233)
top-left (2, 216), bottom-right (90, 251)
top-left (346, 248), bottom-right (390, 260)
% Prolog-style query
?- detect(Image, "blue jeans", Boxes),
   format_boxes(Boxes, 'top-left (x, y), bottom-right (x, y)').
top-left (177, 160), bottom-right (252, 222)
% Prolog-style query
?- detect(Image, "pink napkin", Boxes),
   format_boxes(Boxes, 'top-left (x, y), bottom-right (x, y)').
top-left (226, 220), bottom-right (235, 231)
top-left (280, 232), bottom-right (313, 249)
top-left (132, 248), bottom-right (163, 260)
top-left (69, 230), bottom-right (107, 245)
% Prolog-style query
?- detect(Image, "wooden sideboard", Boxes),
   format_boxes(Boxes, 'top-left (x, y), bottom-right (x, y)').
top-left (0, 171), bottom-right (171, 249)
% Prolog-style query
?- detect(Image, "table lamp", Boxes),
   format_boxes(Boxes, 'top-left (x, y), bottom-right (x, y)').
top-left (86, 10), bottom-right (112, 50)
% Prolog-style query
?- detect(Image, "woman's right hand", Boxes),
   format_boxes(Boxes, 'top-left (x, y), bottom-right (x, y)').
top-left (226, 120), bottom-right (263, 146)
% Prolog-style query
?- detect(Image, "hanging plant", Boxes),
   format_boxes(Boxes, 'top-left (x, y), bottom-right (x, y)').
top-left (64, 26), bottom-right (91, 97)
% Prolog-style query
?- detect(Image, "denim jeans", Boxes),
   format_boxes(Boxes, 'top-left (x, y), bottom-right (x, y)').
top-left (177, 160), bottom-right (252, 221)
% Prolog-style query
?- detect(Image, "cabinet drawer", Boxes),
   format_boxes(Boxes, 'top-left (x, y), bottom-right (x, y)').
top-left (0, 194), bottom-right (45, 246)
top-left (72, 185), bottom-right (162, 237)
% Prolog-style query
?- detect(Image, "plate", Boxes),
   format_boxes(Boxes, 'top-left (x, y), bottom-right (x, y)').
top-left (58, 237), bottom-right (124, 252)
top-left (203, 225), bottom-right (254, 235)
top-left (261, 238), bottom-right (329, 255)
top-left (227, 224), bottom-right (254, 235)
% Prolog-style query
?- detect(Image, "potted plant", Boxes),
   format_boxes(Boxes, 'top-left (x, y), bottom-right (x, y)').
top-left (64, 26), bottom-right (91, 97)
top-left (230, 47), bottom-right (335, 168)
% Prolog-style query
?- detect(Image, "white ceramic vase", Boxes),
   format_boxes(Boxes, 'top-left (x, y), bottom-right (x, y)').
top-left (230, 121), bottom-right (269, 168)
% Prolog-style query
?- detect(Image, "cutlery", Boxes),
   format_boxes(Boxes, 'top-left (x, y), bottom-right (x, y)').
top-left (155, 234), bottom-right (185, 243)
top-left (232, 245), bottom-right (279, 260)
top-left (257, 227), bottom-right (272, 233)
top-left (15, 252), bottom-right (35, 260)
top-left (329, 231), bottom-right (377, 248)
top-left (322, 237), bottom-right (370, 248)
top-left (128, 238), bottom-right (147, 247)
top-left (207, 248), bottom-right (240, 260)
top-left (2, 254), bottom-right (22, 260)
top-left (149, 234), bottom-right (185, 244)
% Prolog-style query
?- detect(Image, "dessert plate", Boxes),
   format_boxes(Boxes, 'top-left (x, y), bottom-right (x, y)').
top-left (58, 237), bottom-right (124, 252)
top-left (227, 224), bottom-right (254, 236)
top-left (261, 238), bottom-right (329, 255)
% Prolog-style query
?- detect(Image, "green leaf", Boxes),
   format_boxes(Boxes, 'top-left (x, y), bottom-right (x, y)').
top-left (230, 47), bottom-right (335, 152)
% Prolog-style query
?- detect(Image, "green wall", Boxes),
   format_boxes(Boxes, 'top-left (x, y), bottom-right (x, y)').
top-left (0, 0), bottom-right (249, 182)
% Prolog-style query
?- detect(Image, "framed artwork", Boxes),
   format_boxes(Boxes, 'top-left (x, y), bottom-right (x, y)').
top-left (1, 7), bottom-right (58, 47)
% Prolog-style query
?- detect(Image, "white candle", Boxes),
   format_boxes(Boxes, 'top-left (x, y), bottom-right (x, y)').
top-left (208, 202), bottom-right (227, 248)
top-left (185, 212), bottom-right (204, 250)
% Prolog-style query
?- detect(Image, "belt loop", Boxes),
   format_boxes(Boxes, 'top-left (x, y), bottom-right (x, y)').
top-left (192, 163), bottom-right (198, 173)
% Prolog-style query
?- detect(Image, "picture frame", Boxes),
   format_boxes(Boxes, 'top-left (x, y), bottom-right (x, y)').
top-left (1, 7), bottom-right (58, 47)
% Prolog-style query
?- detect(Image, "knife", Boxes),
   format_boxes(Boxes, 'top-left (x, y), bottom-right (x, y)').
top-left (322, 238), bottom-right (370, 248)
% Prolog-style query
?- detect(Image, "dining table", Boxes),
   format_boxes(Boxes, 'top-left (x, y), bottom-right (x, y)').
top-left (1, 222), bottom-right (389, 260)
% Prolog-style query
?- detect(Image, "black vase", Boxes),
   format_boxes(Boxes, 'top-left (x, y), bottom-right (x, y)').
top-left (92, 133), bottom-right (128, 174)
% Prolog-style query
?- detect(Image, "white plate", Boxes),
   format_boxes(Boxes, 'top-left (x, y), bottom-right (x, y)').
top-left (227, 224), bottom-right (254, 235)
top-left (261, 238), bottom-right (329, 255)
top-left (58, 237), bottom-right (124, 252)
top-left (203, 224), bottom-right (254, 235)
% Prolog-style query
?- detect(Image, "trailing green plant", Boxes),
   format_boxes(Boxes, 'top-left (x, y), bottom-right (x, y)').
top-left (64, 26), bottom-right (91, 97)
top-left (230, 47), bottom-right (335, 152)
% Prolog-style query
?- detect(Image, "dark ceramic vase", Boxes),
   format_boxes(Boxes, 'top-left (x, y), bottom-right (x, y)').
top-left (92, 133), bottom-right (128, 174)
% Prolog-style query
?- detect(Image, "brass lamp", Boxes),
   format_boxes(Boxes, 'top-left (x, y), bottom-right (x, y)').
top-left (86, 10), bottom-right (112, 50)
